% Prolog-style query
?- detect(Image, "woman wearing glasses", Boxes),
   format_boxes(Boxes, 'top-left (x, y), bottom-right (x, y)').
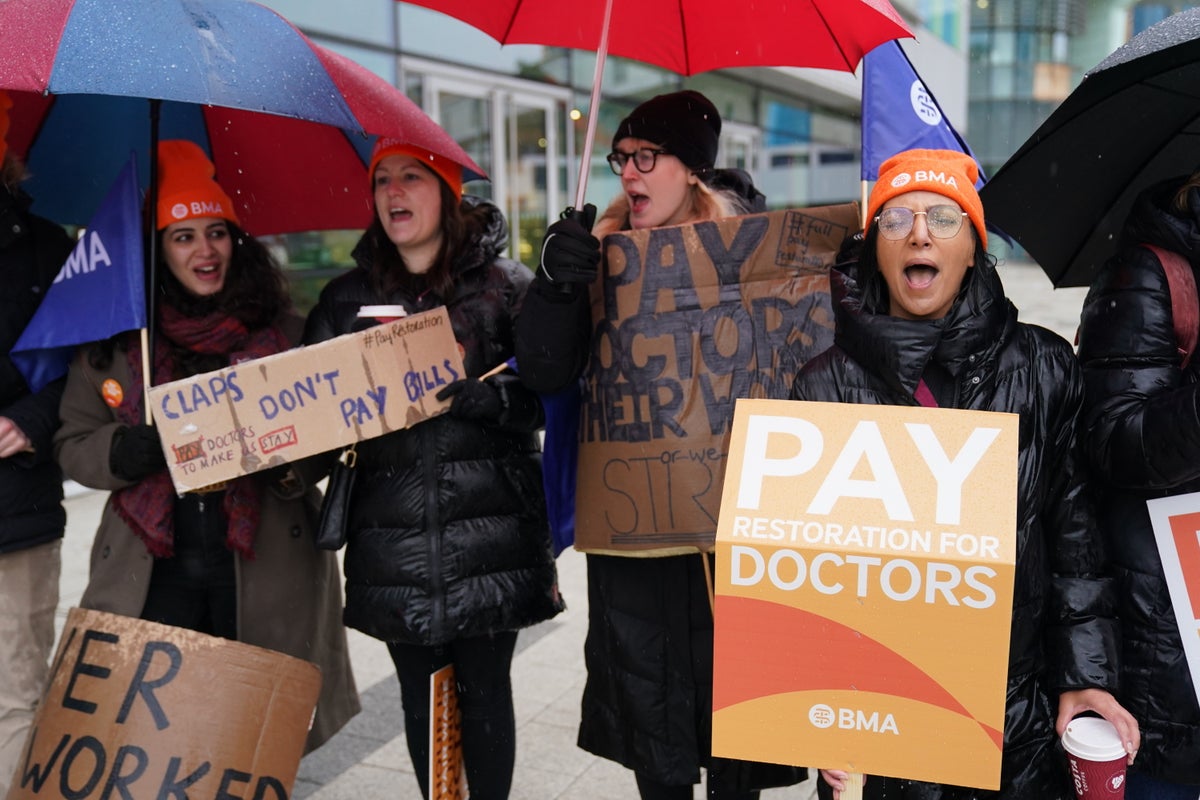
top-left (515, 89), bottom-right (764, 387)
top-left (514, 91), bottom-right (800, 799)
top-left (791, 149), bottom-right (1139, 799)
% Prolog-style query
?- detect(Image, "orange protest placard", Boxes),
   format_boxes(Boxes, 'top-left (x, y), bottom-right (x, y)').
top-left (1146, 494), bottom-right (1200, 708)
top-left (575, 205), bottom-right (858, 555)
top-left (712, 399), bottom-right (1018, 789)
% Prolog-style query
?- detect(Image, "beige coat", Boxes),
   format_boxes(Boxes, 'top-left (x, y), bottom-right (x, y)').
top-left (54, 323), bottom-right (360, 753)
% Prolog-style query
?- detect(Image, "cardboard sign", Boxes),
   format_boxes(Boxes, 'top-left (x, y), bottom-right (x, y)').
top-left (712, 399), bottom-right (1018, 790)
top-left (1146, 492), bottom-right (1200, 706)
top-left (148, 307), bottom-right (464, 493)
top-left (429, 665), bottom-right (465, 800)
top-left (9, 607), bottom-right (320, 800)
top-left (575, 205), bottom-right (858, 554)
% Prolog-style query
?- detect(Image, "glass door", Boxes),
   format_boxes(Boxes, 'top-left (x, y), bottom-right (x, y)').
top-left (505, 96), bottom-right (563, 267)
top-left (408, 60), bottom-right (571, 269)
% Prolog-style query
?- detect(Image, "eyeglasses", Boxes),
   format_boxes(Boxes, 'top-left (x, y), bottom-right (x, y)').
top-left (607, 147), bottom-right (669, 175)
top-left (875, 206), bottom-right (969, 240)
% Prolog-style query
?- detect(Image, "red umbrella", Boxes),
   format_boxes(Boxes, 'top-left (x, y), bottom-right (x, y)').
top-left (402, 0), bottom-right (912, 206)
top-left (2, 0), bottom-right (486, 236)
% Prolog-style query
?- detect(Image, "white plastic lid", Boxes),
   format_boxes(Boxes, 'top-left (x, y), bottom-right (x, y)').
top-left (1061, 717), bottom-right (1126, 761)
top-left (356, 305), bottom-right (408, 318)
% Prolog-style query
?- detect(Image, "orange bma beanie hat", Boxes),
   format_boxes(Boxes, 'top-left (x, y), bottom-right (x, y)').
top-left (867, 149), bottom-right (987, 249)
top-left (369, 139), bottom-right (463, 196)
top-left (155, 140), bottom-right (239, 230)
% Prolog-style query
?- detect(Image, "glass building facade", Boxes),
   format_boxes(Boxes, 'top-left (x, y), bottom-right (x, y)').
top-left (253, 0), bottom-right (969, 308)
top-left (968, 0), bottom-right (1200, 178)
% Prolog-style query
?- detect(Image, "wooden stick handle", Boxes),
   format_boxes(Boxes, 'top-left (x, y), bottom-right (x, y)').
top-left (840, 773), bottom-right (865, 800)
top-left (477, 361), bottom-right (512, 381)
top-left (698, 549), bottom-right (715, 616)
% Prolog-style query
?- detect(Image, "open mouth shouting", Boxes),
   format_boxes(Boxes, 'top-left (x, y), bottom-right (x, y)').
top-left (387, 205), bottom-right (414, 223)
top-left (904, 261), bottom-right (939, 290)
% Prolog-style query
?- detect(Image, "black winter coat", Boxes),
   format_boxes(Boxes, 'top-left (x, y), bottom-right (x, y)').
top-left (1076, 178), bottom-right (1200, 785)
top-left (0, 185), bottom-right (74, 554)
top-left (792, 264), bottom-right (1118, 799)
top-left (303, 199), bottom-right (563, 645)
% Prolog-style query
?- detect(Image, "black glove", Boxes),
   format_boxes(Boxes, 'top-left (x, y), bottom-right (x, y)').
top-left (436, 378), bottom-right (504, 423)
top-left (538, 204), bottom-right (600, 286)
top-left (110, 424), bottom-right (168, 481)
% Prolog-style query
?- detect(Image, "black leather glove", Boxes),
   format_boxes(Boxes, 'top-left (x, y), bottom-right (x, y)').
top-left (110, 424), bottom-right (168, 481)
top-left (538, 204), bottom-right (600, 286)
top-left (436, 378), bottom-right (504, 423)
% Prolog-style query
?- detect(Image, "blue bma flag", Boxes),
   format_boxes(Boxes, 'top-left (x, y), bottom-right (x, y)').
top-left (495, 355), bottom-right (578, 556)
top-left (13, 156), bottom-right (145, 392)
top-left (861, 41), bottom-right (985, 185)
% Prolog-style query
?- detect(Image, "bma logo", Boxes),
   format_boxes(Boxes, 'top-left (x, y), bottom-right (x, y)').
top-left (808, 704), bottom-right (899, 735)
top-left (909, 79), bottom-right (942, 127)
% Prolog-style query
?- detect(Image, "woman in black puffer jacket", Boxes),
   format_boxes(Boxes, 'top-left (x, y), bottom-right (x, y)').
top-left (1076, 174), bottom-right (1200, 800)
top-left (793, 149), bottom-right (1138, 800)
top-left (303, 139), bottom-right (564, 800)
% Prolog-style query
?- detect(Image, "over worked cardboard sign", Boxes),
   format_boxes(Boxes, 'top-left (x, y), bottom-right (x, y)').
top-left (575, 204), bottom-right (857, 554)
top-left (9, 608), bottom-right (320, 800)
top-left (712, 399), bottom-right (1018, 789)
top-left (148, 307), bottom-right (463, 493)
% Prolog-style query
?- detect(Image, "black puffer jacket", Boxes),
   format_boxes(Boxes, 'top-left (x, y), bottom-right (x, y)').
top-left (792, 263), bottom-right (1117, 799)
top-left (303, 198), bottom-right (564, 645)
top-left (1076, 177), bottom-right (1200, 785)
top-left (0, 185), bottom-right (74, 554)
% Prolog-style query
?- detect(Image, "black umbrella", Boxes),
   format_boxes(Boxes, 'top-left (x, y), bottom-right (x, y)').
top-left (980, 8), bottom-right (1200, 287)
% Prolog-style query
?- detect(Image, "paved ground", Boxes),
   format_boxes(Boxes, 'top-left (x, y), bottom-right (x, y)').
top-left (53, 259), bottom-right (1086, 799)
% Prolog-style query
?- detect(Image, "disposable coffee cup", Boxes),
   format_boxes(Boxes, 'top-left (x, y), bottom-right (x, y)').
top-left (1061, 717), bottom-right (1127, 799)
top-left (357, 304), bottom-right (408, 323)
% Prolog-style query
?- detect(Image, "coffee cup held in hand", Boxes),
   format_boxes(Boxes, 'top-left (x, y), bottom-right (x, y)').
top-left (357, 305), bottom-right (408, 324)
top-left (1061, 717), bottom-right (1127, 799)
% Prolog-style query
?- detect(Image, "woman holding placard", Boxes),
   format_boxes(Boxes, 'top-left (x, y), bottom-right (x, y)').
top-left (302, 138), bottom-right (563, 800)
top-left (514, 91), bottom-right (804, 799)
top-left (1075, 172), bottom-right (1200, 799)
top-left (54, 140), bottom-right (359, 753)
top-left (790, 149), bottom-right (1139, 799)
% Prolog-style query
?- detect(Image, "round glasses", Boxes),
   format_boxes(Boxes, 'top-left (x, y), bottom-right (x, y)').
top-left (607, 147), bottom-right (668, 175)
top-left (875, 206), bottom-right (969, 240)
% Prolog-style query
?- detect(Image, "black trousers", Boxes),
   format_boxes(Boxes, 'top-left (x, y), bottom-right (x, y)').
top-left (388, 631), bottom-right (518, 800)
top-left (636, 768), bottom-right (761, 800)
top-left (141, 492), bottom-right (237, 639)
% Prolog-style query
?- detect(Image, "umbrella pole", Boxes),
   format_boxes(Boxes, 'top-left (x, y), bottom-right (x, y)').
top-left (143, 99), bottom-right (162, 425)
top-left (860, 180), bottom-right (869, 230)
top-left (572, 0), bottom-right (614, 212)
top-left (140, 328), bottom-right (153, 426)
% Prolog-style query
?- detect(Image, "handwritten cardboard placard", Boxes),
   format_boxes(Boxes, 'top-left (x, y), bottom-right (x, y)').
top-left (9, 607), bottom-right (320, 800)
top-left (575, 205), bottom-right (857, 554)
top-left (148, 307), bottom-right (463, 493)
top-left (712, 399), bottom-right (1018, 790)
top-left (1147, 492), bottom-right (1200, 708)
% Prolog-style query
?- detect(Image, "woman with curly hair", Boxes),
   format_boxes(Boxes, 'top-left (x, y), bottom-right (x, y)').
top-left (55, 139), bottom-right (359, 753)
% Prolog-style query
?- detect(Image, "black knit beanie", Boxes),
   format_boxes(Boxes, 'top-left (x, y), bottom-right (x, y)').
top-left (612, 90), bottom-right (721, 174)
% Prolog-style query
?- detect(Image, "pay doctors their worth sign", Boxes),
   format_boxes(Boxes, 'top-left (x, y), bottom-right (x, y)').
top-left (713, 399), bottom-right (1017, 789)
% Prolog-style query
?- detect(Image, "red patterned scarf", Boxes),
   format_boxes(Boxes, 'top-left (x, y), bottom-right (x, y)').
top-left (111, 303), bottom-right (292, 559)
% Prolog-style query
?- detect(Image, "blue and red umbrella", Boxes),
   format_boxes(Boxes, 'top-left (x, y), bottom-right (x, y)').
top-left (1, 0), bottom-right (486, 235)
